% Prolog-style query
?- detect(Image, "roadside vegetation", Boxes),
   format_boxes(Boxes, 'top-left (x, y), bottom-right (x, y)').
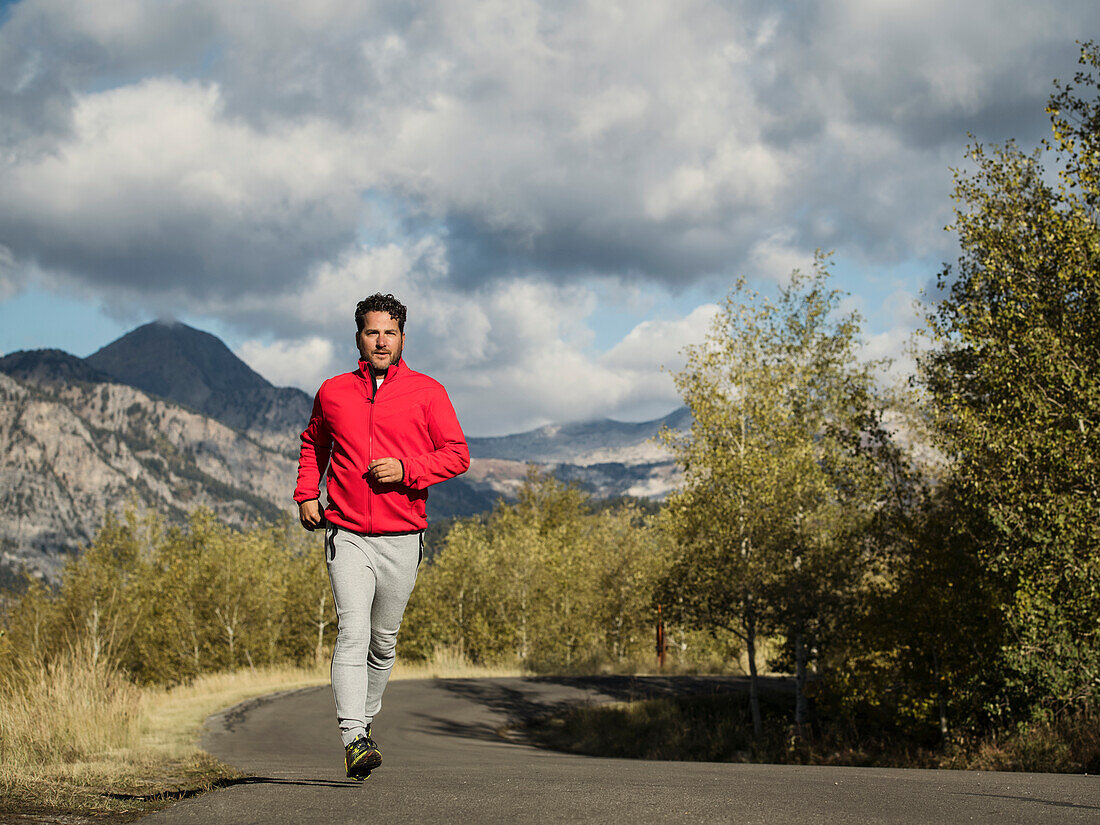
top-left (0, 507), bottom-right (529, 820)
top-left (0, 626), bottom-right (523, 821)
top-left (3, 40), bottom-right (1100, 821)
top-left (528, 692), bottom-right (1099, 773)
top-left (0, 651), bottom-right (326, 821)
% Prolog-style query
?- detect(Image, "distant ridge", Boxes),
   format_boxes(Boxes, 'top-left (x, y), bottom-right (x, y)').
top-left (468, 406), bottom-right (690, 464)
top-left (0, 349), bottom-right (113, 385)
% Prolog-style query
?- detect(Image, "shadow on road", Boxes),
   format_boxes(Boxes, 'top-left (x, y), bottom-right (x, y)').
top-left (102, 776), bottom-right (358, 803)
top-left (534, 674), bottom-right (793, 701)
top-left (952, 792), bottom-right (1100, 811)
top-left (422, 674), bottom-right (793, 745)
top-left (411, 680), bottom-right (556, 744)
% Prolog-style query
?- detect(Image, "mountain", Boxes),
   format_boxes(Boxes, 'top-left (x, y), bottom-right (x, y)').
top-left (468, 407), bottom-right (690, 465)
top-left (450, 407), bottom-right (688, 504)
top-left (0, 372), bottom-right (296, 580)
top-left (85, 320), bottom-right (312, 449)
top-left (0, 322), bottom-right (688, 580)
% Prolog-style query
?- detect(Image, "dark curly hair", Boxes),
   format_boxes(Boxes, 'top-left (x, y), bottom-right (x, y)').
top-left (355, 293), bottom-right (407, 333)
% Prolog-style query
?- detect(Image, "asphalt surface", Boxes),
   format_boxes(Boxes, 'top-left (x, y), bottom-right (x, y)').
top-left (143, 676), bottom-right (1100, 825)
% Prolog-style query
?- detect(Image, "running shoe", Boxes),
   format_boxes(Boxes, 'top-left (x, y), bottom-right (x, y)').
top-left (344, 727), bottom-right (382, 781)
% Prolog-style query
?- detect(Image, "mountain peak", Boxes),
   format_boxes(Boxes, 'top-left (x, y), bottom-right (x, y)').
top-left (85, 320), bottom-right (275, 417)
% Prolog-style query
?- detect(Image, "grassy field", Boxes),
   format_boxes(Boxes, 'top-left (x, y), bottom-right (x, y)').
top-left (1, 657), bottom-right (326, 821)
top-left (0, 647), bottom-right (526, 823)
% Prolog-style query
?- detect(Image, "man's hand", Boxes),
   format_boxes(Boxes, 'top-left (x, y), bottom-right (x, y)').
top-left (298, 499), bottom-right (324, 531)
top-left (368, 457), bottom-right (404, 484)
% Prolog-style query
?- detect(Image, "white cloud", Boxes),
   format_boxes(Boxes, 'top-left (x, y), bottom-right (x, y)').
top-left (858, 288), bottom-right (925, 386)
top-left (3, 0), bottom-right (1092, 298)
top-left (236, 336), bottom-right (336, 394)
top-left (0, 77), bottom-right (367, 300)
top-left (1, 0), bottom-right (1096, 432)
top-left (208, 233), bottom-right (704, 434)
top-left (746, 232), bottom-right (814, 284)
top-left (602, 304), bottom-right (719, 373)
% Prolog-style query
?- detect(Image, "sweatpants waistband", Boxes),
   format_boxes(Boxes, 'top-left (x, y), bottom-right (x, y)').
top-left (320, 517), bottom-right (424, 538)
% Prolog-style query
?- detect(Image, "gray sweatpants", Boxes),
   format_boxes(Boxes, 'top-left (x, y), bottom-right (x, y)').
top-left (325, 525), bottom-right (423, 747)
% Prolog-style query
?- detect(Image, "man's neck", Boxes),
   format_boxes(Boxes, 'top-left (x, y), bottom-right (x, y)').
top-left (369, 359), bottom-right (398, 378)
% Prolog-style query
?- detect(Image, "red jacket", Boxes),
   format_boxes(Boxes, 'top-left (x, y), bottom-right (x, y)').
top-left (293, 358), bottom-right (470, 534)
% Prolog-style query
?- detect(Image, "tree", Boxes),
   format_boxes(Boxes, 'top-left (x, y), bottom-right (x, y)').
top-left (402, 470), bottom-right (665, 670)
top-left (278, 519), bottom-right (336, 668)
top-left (53, 508), bottom-right (156, 675)
top-left (659, 253), bottom-right (893, 737)
top-left (921, 42), bottom-right (1100, 719)
top-left (832, 477), bottom-right (1008, 745)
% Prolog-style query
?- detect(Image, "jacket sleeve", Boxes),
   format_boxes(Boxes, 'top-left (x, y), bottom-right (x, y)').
top-left (293, 387), bottom-right (332, 503)
top-left (402, 386), bottom-right (470, 490)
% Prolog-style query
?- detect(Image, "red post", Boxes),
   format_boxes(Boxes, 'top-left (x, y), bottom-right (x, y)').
top-left (656, 603), bottom-right (666, 669)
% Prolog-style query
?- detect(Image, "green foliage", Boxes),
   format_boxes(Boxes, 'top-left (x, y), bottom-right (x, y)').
top-left (830, 479), bottom-right (1008, 740)
top-left (402, 470), bottom-right (670, 671)
top-left (0, 508), bottom-right (334, 686)
top-left (658, 253), bottom-right (897, 732)
top-left (921, 42), bottom-right (1100, 719)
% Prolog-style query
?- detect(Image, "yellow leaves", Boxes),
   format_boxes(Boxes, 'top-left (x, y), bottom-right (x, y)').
top-left (1, 507), bottom-right (330, 685)
top-left (404, 473), bottom-right (667, 668)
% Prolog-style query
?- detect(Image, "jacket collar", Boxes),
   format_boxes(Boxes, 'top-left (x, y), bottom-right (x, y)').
top-left (356, 357), bottom-right (406, 384)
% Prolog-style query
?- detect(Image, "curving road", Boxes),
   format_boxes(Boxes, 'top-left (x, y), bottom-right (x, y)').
top-left (144, 676), bottom-right (1099, 824)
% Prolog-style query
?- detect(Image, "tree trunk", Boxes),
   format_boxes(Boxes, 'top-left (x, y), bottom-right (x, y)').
top-left (745, 610), bottom-right (763, 738)
top-left (315, 592), bottom-right (328, 666)
top-left (932, 645), bottom-right (948, 745)
top-left (89, 600), bottom-right (101, 668)
top-left (794, 622), bottom-right (808, 740)
top-left (519, 586), bottom-right (529, 661)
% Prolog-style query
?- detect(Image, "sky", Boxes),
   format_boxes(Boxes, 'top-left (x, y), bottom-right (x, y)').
top-left (0, 1), bottom-right (1095, 436)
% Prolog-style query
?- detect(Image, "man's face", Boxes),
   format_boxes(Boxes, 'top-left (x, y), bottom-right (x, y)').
top-left (356, 311), bottom-right (404, 372)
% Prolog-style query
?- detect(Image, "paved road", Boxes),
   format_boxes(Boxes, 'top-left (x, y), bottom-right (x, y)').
top-left (145, 676), bottom-right (1099, 824)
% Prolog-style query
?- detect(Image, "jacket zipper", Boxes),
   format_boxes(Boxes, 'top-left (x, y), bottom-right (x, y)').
top-left (367, 373), bottom-right (376, 534)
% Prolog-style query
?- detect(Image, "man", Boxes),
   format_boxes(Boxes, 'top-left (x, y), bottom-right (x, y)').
top-left (294, 292), bottom-right (470, 780)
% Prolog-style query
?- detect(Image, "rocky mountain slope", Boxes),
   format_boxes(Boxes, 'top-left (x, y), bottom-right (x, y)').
top-left (0, 323), bottom-right (687, 580)
top-left (461, 408), bottom-right (687, 503)
top-left (0, 372), bottom-right (296, 579)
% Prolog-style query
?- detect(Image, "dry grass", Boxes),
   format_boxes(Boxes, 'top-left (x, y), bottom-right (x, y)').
top-left (0, 646), bottom-right (526, 822)
top-left (0, 654), bottom-right (333, 821)
top-left (392, 645), bottom-right (527, 680)
top-left (1, 645), bottom-right (144, 771)
top-left (949, 711), bottom-right (1100, 774)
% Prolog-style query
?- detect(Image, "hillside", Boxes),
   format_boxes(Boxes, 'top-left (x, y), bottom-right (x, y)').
top-left (0, 373), bottom-right (295, 579)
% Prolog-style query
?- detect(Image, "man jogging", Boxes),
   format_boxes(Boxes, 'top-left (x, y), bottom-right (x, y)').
top-left (294, 293), bottom-right (470, 780)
